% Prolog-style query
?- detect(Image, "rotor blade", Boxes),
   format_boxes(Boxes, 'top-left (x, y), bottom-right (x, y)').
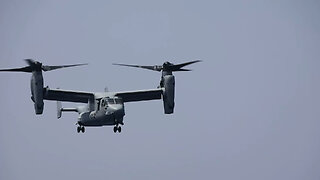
top-left (24, 59), bottom-right (36, 66)
top-left (113, 63), bottom-right (162, 72)
top-left (0, 66), bottom-right (32, 72)
top-left (170, 60), bottom-right (202, 71)
top-left (173, 68), bottom-right (192, 71)
top-left (41, 63), bottom-right (88, 71)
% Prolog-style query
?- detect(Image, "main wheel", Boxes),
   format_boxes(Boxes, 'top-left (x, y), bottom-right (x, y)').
top-left (77, 126), bottom-right (81, 133)
top-left (118, 126), bottom-right (122, 133)
top-left (113, 126), bottom-right (117, 133)
top-left (81, 126), bottom-right (85, 133)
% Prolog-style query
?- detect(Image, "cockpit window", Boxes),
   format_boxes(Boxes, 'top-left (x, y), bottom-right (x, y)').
top-left (115, 98), bottom-right (123, 104)
top-left (106, 98), bottom-right (123, 104)
top-left (107, 98), bottom-right (115, 104)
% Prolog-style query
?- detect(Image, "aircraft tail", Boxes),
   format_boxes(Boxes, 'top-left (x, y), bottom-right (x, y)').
top-left (57, 101), bottom-right (63, 119)
top-left (56, 101), bottom-right (78, 119)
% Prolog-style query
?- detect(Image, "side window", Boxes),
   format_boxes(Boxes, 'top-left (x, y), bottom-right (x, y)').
top-left (101, 99), bottom-right (105, 107)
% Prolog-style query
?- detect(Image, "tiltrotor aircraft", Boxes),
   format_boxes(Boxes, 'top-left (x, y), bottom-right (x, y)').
top-left (0, 59), bottom-right (200, 133)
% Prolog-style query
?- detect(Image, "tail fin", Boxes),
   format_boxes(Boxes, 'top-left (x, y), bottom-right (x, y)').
top-left (57, 101), bottom-right (62, 119)
top-left (56, 101), bottom-right (78, 119)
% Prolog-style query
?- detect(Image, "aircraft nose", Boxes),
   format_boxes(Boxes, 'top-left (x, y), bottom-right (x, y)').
top-left (106, 105), bottom-right (124, 116)
top-left (114, 107), bottom-right (124, 116)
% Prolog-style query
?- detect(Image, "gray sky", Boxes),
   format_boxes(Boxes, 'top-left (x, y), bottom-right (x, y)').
top-left (0, 0), bottom-right (320, 180)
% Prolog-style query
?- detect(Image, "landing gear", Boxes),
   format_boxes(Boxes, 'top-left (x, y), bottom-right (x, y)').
top-left (77, 126), bottom-right (85, 133)
top-left (113, 125), bottom-right (122, 133)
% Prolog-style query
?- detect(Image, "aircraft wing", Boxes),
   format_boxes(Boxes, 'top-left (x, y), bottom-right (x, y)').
top-left (112, 88), bottom-right (164, 102)
top-left (43, 87), bottom-right (95, 103)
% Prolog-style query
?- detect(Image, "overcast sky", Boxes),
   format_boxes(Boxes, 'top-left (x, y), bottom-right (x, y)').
top-left (0, 0), bottom-right (320, 180)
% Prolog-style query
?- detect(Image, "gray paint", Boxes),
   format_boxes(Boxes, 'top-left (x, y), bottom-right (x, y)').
top-left (1, 1), bottom-right (320, 180)
top-left (48, 86), bottom-right (165, 131)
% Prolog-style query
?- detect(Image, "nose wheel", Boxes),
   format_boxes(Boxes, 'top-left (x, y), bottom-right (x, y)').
top-left (113, 125), bottom-right (122, 133)
top-left (77, 126), bottom-right (85, 133)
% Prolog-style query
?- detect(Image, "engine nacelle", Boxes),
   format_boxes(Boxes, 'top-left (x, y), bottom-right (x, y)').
top-left (31, 71), bottom-right (44, 114)
top-left (162, 75), bottom-right (175, 114)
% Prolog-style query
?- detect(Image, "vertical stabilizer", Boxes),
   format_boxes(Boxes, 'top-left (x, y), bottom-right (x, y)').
top-left (57, 101), bottom-right (62, 119)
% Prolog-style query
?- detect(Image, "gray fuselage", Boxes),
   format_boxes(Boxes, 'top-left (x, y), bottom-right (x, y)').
top-left (77, 97), bottom-right (125, 127)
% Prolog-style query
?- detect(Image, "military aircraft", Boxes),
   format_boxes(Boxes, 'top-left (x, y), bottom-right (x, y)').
top-left (0, 59), bottom-right (200, 133)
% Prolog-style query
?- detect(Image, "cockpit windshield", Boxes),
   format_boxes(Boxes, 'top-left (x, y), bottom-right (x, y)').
top-left (107, 98), bottom-right (123, 104)
top-left (115, 98), bottom-right (123, 104)
top-left (107, 98), bottom-right (115, 104)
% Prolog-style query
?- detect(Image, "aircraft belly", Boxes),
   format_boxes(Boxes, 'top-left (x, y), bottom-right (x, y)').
top-left (78, 104), bottom-right (125, 127)
top-left (79, 112), bottom-right (117, 126)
